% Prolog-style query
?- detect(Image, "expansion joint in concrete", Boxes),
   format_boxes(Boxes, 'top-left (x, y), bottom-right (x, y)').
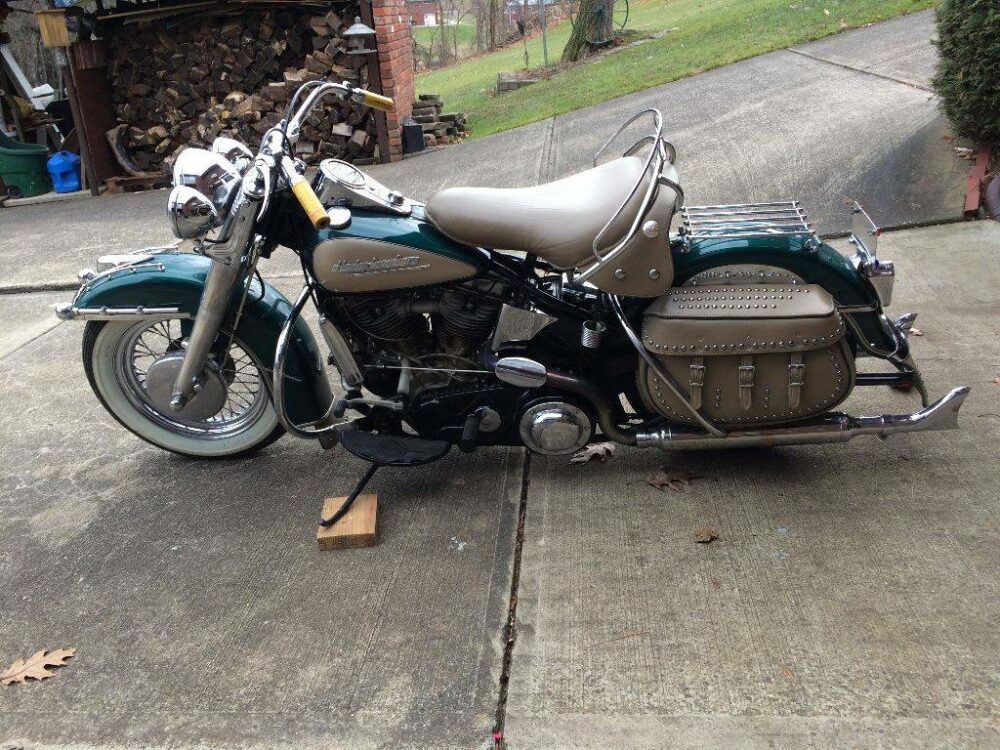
top-left (493, 449), bottom-right (532, 749)
top-left (537, 119), bottom-right (557, 185)
top-left (785, 48), bottom-right (934, 93)
top-left (0, 281), bottom-right (80, 295)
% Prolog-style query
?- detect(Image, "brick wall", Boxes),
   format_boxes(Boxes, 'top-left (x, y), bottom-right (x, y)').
top-left (371, 0), bottom-right (415, 161)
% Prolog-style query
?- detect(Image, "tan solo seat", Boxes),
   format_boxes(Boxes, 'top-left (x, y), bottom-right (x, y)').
top-left (425, 156), bottom-right (670, 271)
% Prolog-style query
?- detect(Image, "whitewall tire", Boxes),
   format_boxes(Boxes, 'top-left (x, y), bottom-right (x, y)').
top-left (82, 320), bottom-right (284, 458)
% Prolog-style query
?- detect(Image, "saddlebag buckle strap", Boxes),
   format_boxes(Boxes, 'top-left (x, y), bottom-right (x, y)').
top-left (738, 355), bottom-right (755, 410)
top-left (788, 353), bottom-right (806, 409)
top-left (688, 357), bottom-right (705, 410)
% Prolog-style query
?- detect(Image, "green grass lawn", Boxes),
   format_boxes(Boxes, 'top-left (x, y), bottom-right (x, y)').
top-left (415, 0), bottom-right (936, 138)
top-left (413, 22), bottom-right (477, 64)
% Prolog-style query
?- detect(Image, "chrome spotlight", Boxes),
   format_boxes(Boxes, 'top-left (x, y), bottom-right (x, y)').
top-left (167, 185), bottom-right (220, 239)
top-left (211, 137), bottom-right (253, 173)
top-left (172, 148), bottom-right (241, 218)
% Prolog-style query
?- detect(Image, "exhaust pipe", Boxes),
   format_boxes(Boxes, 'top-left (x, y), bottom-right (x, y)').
top-left (635, 387), bottom-right (970, 451)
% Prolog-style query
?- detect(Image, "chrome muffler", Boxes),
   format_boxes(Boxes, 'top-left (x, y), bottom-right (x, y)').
top-left (635, 387), bottom-right (970, 451)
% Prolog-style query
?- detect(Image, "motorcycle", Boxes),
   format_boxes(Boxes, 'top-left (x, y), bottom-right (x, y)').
top-left (57, 79), bottom-right (969, 523)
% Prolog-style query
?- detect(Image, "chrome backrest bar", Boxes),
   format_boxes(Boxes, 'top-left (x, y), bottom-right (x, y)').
top-left (573, 109), bottom-right (669, 285)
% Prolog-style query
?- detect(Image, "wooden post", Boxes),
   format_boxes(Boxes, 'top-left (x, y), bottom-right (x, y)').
top-left (65, 40), bottom-right (123, 194)
top-left (64, 62), bottom-right (99, 196)
top-left (360, 0), bottom-right (391, 164)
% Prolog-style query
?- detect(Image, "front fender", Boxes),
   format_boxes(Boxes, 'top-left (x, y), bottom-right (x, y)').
top-left (70, 251), bottom-right (333, 426)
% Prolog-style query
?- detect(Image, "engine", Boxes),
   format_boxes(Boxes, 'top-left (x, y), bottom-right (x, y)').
top-left (337, 279), bottom-right (505, 395)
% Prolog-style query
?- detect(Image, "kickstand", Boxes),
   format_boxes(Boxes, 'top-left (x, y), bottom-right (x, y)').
top-left (320, 462), bottom-right (380, 528)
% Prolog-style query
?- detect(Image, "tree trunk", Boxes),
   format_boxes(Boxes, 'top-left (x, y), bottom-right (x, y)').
top-left (437, 2), bottom-right (450, 64)
top-left (562, 0), bottom-right (615, 63)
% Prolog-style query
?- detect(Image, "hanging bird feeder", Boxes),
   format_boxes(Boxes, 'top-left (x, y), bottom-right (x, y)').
top-left (344, 17), bottom-right (377, 55)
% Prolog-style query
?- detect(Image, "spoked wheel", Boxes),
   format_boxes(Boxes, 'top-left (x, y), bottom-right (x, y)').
top-left (83, 319), bottom-right (283, 458)
top-left (569, 0), bottom-right (629, 47)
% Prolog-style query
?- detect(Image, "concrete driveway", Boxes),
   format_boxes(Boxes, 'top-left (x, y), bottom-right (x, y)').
top-left (373, 10), bottom-right (966, 235)
top-left (0, 281), bottom-right (521, 749)
top-left (0, 11), bottom-right (967, 293)
top-left (507, 222), bottom-right (1000, 750)
top-left (2, 8), bottom-right (998, 750)
top-left (2, 219), bottom-right (998, 750)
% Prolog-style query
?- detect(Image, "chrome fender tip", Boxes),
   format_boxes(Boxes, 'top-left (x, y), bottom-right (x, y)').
top-left (55, 302), bottom-right (76, 321)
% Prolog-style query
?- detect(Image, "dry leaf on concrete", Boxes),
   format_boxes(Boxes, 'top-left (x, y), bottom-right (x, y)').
top-left (694, 527), bottom-right (719, 544)
top-left (1, 648), bottom-right (76, 686)
top-left (570, 442), bottom-right (616, 464)
top-left (647, 467), bottom-right (700, 492)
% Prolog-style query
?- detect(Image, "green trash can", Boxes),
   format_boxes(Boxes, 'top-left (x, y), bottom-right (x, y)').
top-left (0, 130), bottom-right (52, 198)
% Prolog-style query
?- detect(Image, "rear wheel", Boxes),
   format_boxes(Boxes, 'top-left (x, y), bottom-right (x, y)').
top-left (82, 320), bottom-right (284, 458)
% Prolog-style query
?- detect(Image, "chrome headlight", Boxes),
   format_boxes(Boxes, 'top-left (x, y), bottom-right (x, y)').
top-left (167, 185), bottom-right (220, 239)
top-left (172, 148), bottom-right (241, 220)
top-left (211, 137), bottom-right (253, 173)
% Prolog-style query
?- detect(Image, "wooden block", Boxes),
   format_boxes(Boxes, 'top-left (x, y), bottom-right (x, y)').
top-left (316, 494), bottom-right (378, 550)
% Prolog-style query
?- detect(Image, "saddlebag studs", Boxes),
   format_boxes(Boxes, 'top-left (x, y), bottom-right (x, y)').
top-left (638, 284), bottom-right (855, 426)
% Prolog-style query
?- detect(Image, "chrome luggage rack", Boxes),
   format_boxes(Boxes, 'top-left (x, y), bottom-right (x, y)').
top-left (680, 201), bottom-right (818, 248)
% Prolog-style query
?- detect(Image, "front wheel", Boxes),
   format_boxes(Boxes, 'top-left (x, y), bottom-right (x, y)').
top-left (83, 319), bottom-right (284, 458)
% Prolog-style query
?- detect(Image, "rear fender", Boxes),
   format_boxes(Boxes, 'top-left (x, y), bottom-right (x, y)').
top-left (68, 251), bottom-right (333, 426)
top-left (671, 235), bottom-right (902, 354)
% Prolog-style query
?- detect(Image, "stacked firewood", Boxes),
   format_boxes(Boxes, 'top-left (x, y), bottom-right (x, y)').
top-left (106, 5), bottom-right (378, 173)
top-left (411, 94), bottom-right (467, 148)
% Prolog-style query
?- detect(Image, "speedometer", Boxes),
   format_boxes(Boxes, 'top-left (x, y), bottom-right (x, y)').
top-left (321, 160), bottom-right (366, 188)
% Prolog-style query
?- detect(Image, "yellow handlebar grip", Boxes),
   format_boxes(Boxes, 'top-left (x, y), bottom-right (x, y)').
top-left (291, 179), bottom-right (330, 230)
top-left (363, 91), bottom-right (395, 112)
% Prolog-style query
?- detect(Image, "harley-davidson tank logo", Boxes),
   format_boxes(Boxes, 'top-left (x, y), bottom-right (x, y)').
top-left (332, 255), bottom-right (429, 275)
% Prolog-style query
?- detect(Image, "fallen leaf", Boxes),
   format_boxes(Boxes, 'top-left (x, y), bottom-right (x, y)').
top-left (648, 467), bottom-right (700, 492)
top-left (908, 327), bottom-right (924, 336)
top-left (694, 527), bottom-right (719, 543)
top-left (1, 648), bottom-right (76, 686)
top-left (570, 442), bottom-right (616, 464)
top-left (781, 665), bottom-right (799, 684)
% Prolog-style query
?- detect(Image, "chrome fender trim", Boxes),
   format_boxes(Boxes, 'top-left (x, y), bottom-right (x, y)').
top-left (55, 304), bottom-right (191, 322)
top-left (636, 387), bottom-right (970, 451)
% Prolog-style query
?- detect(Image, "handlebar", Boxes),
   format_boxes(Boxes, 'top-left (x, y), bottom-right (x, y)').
top-left (281, 156), bottom-right (330, 230)
top-left (356, 90), bottom-right (395, 112)
top-left (260, 80), bottom-right (395, 229)
top-left (285, 81), bottom-right (394, 143)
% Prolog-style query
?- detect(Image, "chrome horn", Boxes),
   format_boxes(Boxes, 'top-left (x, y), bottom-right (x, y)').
top-left (166, 185), bottom-right (220, 239)
top-left (211, 136), bottom-right (253, 173)
top-left (172, 147), bottom-right (241, 219)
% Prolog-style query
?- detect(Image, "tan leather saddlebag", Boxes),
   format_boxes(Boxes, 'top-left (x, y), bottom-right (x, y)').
top-left (638, 285), bottom-right (855, 426)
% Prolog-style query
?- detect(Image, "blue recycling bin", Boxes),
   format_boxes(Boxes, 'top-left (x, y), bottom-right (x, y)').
top-left (47, 149), bottom-right (82, 193)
